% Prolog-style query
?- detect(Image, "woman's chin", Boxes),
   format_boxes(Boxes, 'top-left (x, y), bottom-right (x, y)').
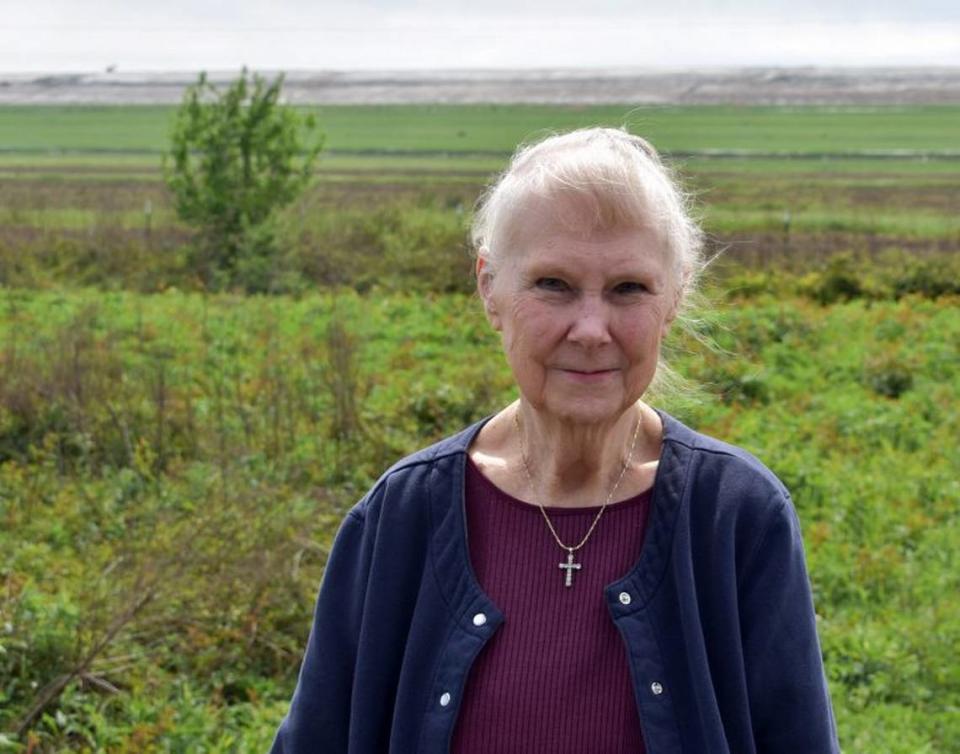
top-left (535, 394), bottom-right (636, 427)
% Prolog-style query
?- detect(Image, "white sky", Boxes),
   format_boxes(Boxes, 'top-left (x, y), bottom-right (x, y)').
top-left (3, 0), bottom-right (959, 72)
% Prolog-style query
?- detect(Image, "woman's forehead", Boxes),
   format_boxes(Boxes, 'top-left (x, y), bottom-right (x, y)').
top-left (502, 189), bottom-right (664, 245)
top-left (510, 225), bottom-right (673, 278)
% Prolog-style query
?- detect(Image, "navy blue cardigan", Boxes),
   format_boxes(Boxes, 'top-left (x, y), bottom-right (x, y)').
top-left (270, 411), bottom-right (840, 753)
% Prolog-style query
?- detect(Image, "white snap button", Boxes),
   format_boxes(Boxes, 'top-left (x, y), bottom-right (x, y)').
top-left (618, 591), bottom-right (632, 605)
top-left (472, 612), bottom-right (487, 626)
top-left (651, 681), bottom-right (663, 696)
top-left (440, 692), bottom-right (451, 707)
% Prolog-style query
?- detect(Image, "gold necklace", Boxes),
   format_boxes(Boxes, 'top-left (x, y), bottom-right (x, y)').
top-left (513, 406), bottom-right (642, 588)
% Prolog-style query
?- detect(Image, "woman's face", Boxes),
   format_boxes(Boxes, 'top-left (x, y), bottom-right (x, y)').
top-left (479, 221), bottom-right (678, 427)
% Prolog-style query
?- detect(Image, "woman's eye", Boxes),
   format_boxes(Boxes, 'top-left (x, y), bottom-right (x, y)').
top-left (535, 277), bottom-right (569, 292)
top-left (613, 281), bottom-right (648, 295)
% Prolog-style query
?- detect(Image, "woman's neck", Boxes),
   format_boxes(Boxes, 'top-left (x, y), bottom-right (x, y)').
top-left (511, 400), bottom-right (660, 508)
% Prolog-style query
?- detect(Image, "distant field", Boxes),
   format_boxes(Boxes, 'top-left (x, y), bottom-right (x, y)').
top-left (2, 104), bottom-right (960, 157)
top-left (0, 102), bottom-right (957, 291)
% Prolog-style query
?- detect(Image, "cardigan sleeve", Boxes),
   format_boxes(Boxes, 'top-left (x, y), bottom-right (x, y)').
top-left (738, 497), bottom-right (841, 753)
top-left (269, 509), bottom-right (373, 754)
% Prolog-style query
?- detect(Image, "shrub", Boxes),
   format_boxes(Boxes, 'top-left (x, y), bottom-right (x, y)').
top-left (164, 69), bottom-right (323, 292)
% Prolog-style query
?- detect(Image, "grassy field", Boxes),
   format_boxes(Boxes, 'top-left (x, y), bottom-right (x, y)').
top-left (0, 102), bottom-right (959, 752)
top-left (1, 103), bottom-right (958, 295)
top-left (3, 104), bottom-right (960, 156)
top-left (0, 286), bottom-right (957, 753)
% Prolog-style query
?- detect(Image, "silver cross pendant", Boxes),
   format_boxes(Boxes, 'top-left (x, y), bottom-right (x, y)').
top-left (559, 548), bottom-right (582, 587)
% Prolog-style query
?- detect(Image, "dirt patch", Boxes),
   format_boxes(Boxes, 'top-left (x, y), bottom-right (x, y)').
top-left (0, 179), bottom-right (168, 211)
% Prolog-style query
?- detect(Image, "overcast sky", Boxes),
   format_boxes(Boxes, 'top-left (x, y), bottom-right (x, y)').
top-left (3, 0), bottom-right (959, 72)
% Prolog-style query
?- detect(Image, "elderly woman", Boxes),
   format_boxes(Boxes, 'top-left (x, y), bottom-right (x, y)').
top-left (270, 128), bottom-right (839, 753)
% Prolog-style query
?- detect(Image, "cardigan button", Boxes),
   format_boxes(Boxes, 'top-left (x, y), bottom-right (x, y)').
top-left (618, 591), bottom-right (632, 605)
top-left (472, 612), bottom-right (487, 626)
top-left (651, 681), bottom-right (664, 696)
top-left (439, 692), bottom-right (451, 707)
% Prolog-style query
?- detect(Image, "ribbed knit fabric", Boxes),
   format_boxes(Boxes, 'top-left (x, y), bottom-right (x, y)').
top-left (450, 457), bottom-right (651, 754)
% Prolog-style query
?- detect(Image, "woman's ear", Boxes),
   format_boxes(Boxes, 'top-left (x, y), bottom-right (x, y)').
top-left (476, 254), bottom-right (502, 331)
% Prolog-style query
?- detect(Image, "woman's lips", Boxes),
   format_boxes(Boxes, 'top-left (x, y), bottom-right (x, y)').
top-left (557, 368), bottom-right (618, 382)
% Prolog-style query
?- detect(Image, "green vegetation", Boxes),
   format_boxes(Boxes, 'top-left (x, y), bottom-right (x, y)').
top-left (1, 284), bottom-right (958, 752)
top-left (2, 103), bottom-right (960, 156)
top-left (1, 103), bottom-right (958, 296)
top-left (0, 102), bottom-right (958, 752)
top-left (165, 71), bottom-right (323, 291)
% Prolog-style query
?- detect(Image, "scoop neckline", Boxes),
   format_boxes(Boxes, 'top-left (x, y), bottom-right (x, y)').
top-left (466, 455), bottom-right (653, 516)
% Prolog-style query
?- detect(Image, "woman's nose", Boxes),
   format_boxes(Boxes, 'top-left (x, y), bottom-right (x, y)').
top-left (566, 296), bottom-right (613, 346)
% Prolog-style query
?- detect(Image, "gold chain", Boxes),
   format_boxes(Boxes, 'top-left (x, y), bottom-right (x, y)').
top-left (513, 405), bottom-right (642, 555)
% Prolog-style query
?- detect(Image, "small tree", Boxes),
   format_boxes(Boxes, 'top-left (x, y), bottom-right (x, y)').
top-left (164, 69), bottom-right (323, 291)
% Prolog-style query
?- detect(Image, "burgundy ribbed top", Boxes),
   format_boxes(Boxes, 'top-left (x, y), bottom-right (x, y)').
top-left (450, 457), bottom-right (651, 754)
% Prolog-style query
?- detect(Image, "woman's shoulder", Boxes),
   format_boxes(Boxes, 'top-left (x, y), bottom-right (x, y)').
top-left (350, 416), bottom-right (492, 520)
top-left (381, 416), bottom-right (490, 479)
top-left (656, 412), bottom-right (805, 578)
top-left (657, 409), bottom-right (792, 509)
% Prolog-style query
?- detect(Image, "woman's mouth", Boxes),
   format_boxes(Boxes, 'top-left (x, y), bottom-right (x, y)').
top-left (558, 368), bottom-right (618, 382)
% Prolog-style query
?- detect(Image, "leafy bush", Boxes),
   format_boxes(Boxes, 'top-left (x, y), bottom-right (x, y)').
top-left (863, 354), bottom-right (915, 399)
top-left (803, 253), bottom-right (864, 305)
top-left (890, 256), bottom-right (960, 300)
top-left (164, 69), bottom-right (323, 292)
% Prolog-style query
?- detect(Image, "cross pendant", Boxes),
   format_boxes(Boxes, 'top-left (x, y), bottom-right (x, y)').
top-left (558, 549), bottom-right (582, 587)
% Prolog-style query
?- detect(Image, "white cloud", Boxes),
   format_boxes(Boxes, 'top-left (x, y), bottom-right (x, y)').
top-left (1, 1), bottom-right (958, 71)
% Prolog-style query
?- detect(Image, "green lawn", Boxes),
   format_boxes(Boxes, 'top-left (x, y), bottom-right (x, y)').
top-left (2, 104), bottom-right (958, 156)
